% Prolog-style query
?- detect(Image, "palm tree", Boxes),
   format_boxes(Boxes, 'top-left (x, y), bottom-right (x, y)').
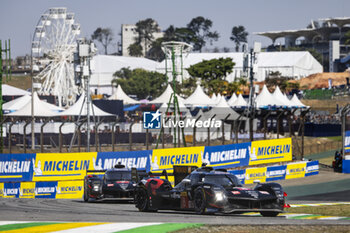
top-left (230, 26), bottom-right (248, 52)
top-left (135, 18), bottom-right (160, 56)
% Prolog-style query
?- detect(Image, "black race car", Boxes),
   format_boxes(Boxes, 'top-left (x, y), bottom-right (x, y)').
top-left (134, 165), bottom-right (288, 216)
top-left (83, 164), bottom-right (143, 202)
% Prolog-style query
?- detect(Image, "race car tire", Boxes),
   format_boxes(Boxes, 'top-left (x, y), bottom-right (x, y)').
top-left (194, 187), bottom-right (207, 214)
top-left (135, 188), bottom-right (150, 212)
top-left (83, 183), bottom-right (89, 202)
top-left (260, 211), bottom-right (279, 217)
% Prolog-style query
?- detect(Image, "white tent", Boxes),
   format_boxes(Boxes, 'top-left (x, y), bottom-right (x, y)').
top-left (2, 84), bottom-right (31, 96)
top-left (60, 94), bottom-right (112, 116)
top-left (255, 85), bottom-right (285, 108)
top-left (90, 55), bottom-right (159, 95)
top-left (184, 85), bottom-right (215, 107)
top-left (230, 94), bottom-right (248, 108)
top-left (108, 85), bottom-right (139, 104)
top-left (227, 93), bottom-right (237, 106)
top-left (157, 51), bottom-right (322, 82)
top-left (215, 93), bottom-right (222, 104)
top-left (290, 94), bottom-right (307, 108)
top-left (159, 95), bottom-right (188, 113)
top-left (272, 86), bottom-right (293, 108)
top-left (205, 96), bottom-right (241, 120)
top-left (6, 92), bottom-right (62, 117)
top-left (211, 93), bottom-right (217, 102)
top-left (149, 84), bottom-right (185, 104)
top-left (3, 95), bottom-right (31, 113)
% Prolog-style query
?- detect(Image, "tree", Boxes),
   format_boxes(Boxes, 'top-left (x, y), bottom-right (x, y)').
top-left (345, 30), bottom-right (350, 45)
top-left (112, 68), bottom-right (167, 99)
top-left (91, 27), bottom-right (114, 55)
top-left (187, 16), bottom-right (219, 52)
top-left (230, 26), bottom-right (248, 52)
top-left (187, 58), bottom-right (235, 82)
top-left (135, 18), bottom-right (160, 56)
top-left (128, 43), bottom-right (143, 57)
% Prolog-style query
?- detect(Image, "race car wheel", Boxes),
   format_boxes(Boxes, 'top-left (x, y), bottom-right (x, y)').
top-left (135, 188), bottom-right (150, 212)
top-left (83, 183), bottom-right (89, 202)
top-left (194, 188), bottom-right (206, 214)
top-left (260, 211), bottom-right (279, 217)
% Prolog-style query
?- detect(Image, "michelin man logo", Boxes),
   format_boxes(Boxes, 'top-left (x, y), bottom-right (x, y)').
top-left (248, 146), bottom-right (257, 161)
top-left (93, 157), bottom-right (103, 170)
top-left (56, 186), bottom-right (61, 194)
top-left (149, 155), bottom-right (159, 170)
top-left (32, 158), bottom-right (42, 176)
top-left (201, 151), bottom-right (210, 165)
top-left (143, 110), bottom-right (161, 129)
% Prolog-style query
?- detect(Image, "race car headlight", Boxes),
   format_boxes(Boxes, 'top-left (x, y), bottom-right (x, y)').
top-left (215, 192), bottom-right (225, 202)
top-left (93, 185), bottom-right (99, 191)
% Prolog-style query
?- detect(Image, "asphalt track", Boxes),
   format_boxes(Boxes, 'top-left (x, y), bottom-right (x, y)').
top-left (0, 198), bottom-right (349, 226)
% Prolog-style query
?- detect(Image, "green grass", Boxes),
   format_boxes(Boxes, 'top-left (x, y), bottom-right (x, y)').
top-left (288, 205), bottom-right (350, 217)
top-left (116, 223), bottom-right (203, 233)
top-left (325, 136), bottom-right (342, 142)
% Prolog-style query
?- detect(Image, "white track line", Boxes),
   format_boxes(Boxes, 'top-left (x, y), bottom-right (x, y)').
top-left (0, 221), bottom-right (34, 226)
top-left (52, 222), bottom-right (163, 233)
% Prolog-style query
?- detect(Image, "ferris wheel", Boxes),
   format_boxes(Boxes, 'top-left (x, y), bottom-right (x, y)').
top-left (31, 7), bottom-right (81, 107)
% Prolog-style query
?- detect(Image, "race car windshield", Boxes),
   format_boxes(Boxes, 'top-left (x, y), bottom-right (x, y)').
top-left (105, 171), bottom-right (132, 181)
top-left (203, 174), bottom-right (242, 187)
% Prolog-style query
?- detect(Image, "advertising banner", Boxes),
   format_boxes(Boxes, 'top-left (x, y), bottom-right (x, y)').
top-left (345, 131), bottom-right (350, 153)
top-left (55, 180), bottom-right (84, 199)
top-left (249, 138), bottom-right (292, 165)
top-left (305, 160), bottom-right (319, 177)
top-left (151, 146), bottom-right (204, 172)
top-left (244, 167), bottom-right (267, 184)
top-left (32, 153), bottom-right (96, 182)
top-left (266, 165), bottom-right (287, 182)
top-left (19, 182), bottom-right (35, 199)
top-left (0, 153), bottom-right (36, 182)
top-left (202, 142), bottom-right (250, 169)
top-left (95, 151), bottom-right (152, 171)
top-left (286, 162), bottom-right (306, 179)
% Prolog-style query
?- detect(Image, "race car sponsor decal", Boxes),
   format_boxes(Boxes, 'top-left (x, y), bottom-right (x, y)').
top-left (259, 191), bottom-right (269, 195)
top-left (33, 153), bottom-right (96, 182)
top-left (202, 142), bottom-right (250, 169)
top-left (305, 160), bottom-right (319, 177)
top-left (249, 138), bottom-right (292, 165)
top-left (266, 165), bottom-right (287, 181)
top-left (0, 153), bottom-right (36, 182)
top-left (231, 191), bottom-right (240, 195)
top-left (245, 167), bottom-right (267, 184)
top-left (150, 146), bottom-right (204, 171)
top-left (286, 162), bottom-right (306, 179)
top-left (95, 151), bottom-right (151, 171)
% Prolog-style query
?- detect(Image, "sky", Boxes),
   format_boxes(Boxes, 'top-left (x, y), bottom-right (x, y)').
top-left (1, 0), bottom-right (349, 58)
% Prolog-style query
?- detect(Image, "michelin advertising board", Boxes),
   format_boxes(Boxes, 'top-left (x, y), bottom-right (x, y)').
top-left (0, 138), bottom-right (293, 183)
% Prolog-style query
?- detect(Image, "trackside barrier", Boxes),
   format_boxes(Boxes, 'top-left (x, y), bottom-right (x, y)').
top-left (0, 138), bottom-right (292, 183)
top-left (0, 160), bottom-right (319, 199)
top-left (230, 160), bottom-right (319, 184)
